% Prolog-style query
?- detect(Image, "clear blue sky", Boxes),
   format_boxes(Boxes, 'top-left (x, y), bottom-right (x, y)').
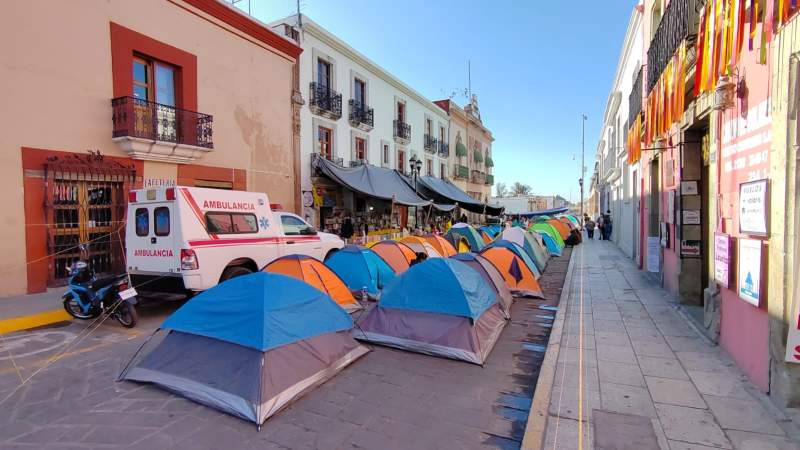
top-left (240, 0), bottom-right (635, 201)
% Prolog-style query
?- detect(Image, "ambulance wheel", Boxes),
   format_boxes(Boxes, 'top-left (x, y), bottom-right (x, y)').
top-left (220, 265), bottom-right (252, 282)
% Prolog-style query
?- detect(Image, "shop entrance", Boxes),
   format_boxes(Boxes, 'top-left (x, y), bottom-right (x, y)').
top-left (44, 154), bottom-right (135, 285)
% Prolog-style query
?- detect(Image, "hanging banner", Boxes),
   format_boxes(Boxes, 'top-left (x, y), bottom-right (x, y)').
top-left (714, 233), bottom-right (732, 288)
top-left (737, 238), bottom-right (763, 306)
top-left (739, 179), bottom-right (768, 236)
top-left (785, 296), bottom-right (800, 363)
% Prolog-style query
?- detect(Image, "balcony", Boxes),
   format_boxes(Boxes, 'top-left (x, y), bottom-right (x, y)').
top-left (629, 67), bottom-right (643, 126)
top-left (647, 0), bottom-right (699, 93)
top-left (309, 82), bottom-right (342, 120)
top-left (111, 96), bottom-right (213, 163)
top-left (311, 152), bottom-right (344, 169)
top-left (439, 142), bottom-right (449, 158)
top-left (485, 174), bottom-right (494, 185)
top-left (471, 170), bottom-right (485, 184)
top-left (348, 100), bottom-right (374, 131)
top-left (424, 134), bottom-right (439, 154)
top-left (394, 120), bottom-right (411, 143)
top-left (454, 164), bottom-right (469, 180)
top-left (349, 159), bottom-right (366, 167)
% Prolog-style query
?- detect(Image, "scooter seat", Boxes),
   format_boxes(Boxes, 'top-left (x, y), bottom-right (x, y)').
top-left (91, 275), bottom-right (122, 290)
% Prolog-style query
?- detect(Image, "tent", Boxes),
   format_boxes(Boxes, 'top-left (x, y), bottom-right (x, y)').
top-left (119, 272), bottom-right (369, 426)
top-left (486, 240), bottom-right (542, 279)
top-left (479, 247), bottom-right (544, 298)
top-left (370, 240), bottom-right (418, 273)
top-left (501, 227), bottom-right (549, 273)
top-left (529, 223), bottom-right (566, 248)
top-left (479, 225), bottom-right (502, 239)
top-left (546, 219), bottom-right (571, 240)
top-left (560, 215), bottom-right (581, 228)
top-left (450, 252), bottom-right (513, 319)
top-left (445, 223), bottom-right (485, 252)
top-left (400, 236), bottom-right (442, 258)
top-left (478, 229), bottom-right (494, 245)
top-left (325, 245), bottom-right (396, 299)
top-left (353, 258), bottom-right (506, 365)
top-left (263, 255), bottom-right (361, 312)
top-left (422, 234), bottom-right (457, 257)
top-left (536, 231), bottom-right (563, 256)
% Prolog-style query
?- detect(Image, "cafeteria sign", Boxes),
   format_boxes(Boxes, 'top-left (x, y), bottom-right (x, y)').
top-left (739, 179), bottom-right (768, 236)
top-left (714, 233), bottom-right (731, 288)
top-left (737, 238), bottom-right (762, 307)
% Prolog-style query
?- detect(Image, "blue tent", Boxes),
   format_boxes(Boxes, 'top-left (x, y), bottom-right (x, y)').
top-left (537, 232), bottom-right (563, 256)
top-left (121, 272), bottom-right (368, 425)
top-left (325, 245), bottom-right (396, 298)
top-left (445, 225), bottom-right (485, 252)
top-left (380, 258), bottom-right (497, 320)
top-left (479, 225), bottom-right (501, 238)
top-left (485, 240), bottom-right (542, 279)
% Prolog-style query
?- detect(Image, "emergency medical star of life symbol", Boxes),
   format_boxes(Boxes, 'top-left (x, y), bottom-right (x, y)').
top-left (259, 217), bottom-right (270, 230)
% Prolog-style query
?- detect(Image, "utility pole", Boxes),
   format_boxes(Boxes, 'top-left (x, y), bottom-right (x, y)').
top-left (580, 114), bottom-right (587, 226)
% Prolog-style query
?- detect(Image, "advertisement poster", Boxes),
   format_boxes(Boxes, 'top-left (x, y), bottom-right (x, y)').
top-left (647, 237), bottom-right (660, 273)
top-left (739, 179), bottom-right (768, 236)
top-left (667, 190), bottom-right (675, 224)
top-left (737, 238), bottom-right (762, 306)
top-left (785, 295), bottom-right (800, 363)
top-left (681, 180), bottom-right (698, 195)
top-left (681, 240), bottom-right (701, 257)
top-left (682, 210), bottom-right (701, 225)
top-left (714, 233), bottom-right (731, 288)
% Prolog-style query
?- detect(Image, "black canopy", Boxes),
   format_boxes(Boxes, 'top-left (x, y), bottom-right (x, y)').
top-left (406, 175), bottom-right (504, 215)
top-left (314, 157), bottom-right (431, 207)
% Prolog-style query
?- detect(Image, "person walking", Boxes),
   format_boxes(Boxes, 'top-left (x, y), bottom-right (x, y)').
top-left (597, 214), bottom-right (605, 240)
top-left (585, 217), bottom-right (596, 239)
top-left (340, 215), bottom-right (354, 243)
top-left (603, 210), bottom-right (613, 241)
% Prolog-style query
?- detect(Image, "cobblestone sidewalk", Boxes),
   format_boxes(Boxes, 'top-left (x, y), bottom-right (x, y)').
top-left (545, 240), bottom-right (800, 450)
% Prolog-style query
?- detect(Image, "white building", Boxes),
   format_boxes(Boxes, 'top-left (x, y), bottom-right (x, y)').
top-left (594, 4), bottom-right (643, 262)
top-left (271, 15), bottom-right (450, 228)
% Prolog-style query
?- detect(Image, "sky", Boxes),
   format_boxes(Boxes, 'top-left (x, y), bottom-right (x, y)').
top-left (238, 0), bottom-right (635, 202)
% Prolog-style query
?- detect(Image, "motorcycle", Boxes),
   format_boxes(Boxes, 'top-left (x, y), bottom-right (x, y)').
top-left (62, 259), bottom-right (139, 328)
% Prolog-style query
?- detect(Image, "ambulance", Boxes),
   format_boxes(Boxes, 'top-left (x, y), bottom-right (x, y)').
top-left (125, 186), bottom-right (344, 295)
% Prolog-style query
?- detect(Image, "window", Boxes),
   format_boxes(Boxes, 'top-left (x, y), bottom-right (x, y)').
top-left (154, 207), bottom-right (170, 236)
top-left (426, 118), bottom-right (433, 135)
top-left (318, 126), bottom-right (333, 158)
top-left (281, 214), bottom-right (308, 236)
top-left (382, 143), bottom-right (390, 165)
top-left (439, 125), bottom-right (446, 142)
top-left (397, 149), bottom-right (406, 172)
top-left (133, 56), bottom-right (176, 106)
top-left (397, 102), bottom-right (406, 123)
top-left (205, 212), bottom-right (258, 234)
top-left (355, 137), bottom-right (366, 160)
top-left (426, 159), bottom-right (433, 176)
top-left (135, 208), bottom-right (149, 236)
top-left (354, 78), bottom-right (366, 106)
top-left (317, 58), bottom-right (331, 88)
top-left (440, 163), bottom-right (447, 179)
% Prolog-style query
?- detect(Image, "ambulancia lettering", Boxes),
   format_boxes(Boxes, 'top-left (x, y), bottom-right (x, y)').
top-left (202, 200), bottom-right (256, 211)
top-left (134, 249), bottom-right (174, 257)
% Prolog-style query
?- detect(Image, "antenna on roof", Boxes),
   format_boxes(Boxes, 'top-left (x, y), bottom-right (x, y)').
top-left (297, 0), bottom-right (303, 28)
top-left (229, 0), bottom-right (251, 16)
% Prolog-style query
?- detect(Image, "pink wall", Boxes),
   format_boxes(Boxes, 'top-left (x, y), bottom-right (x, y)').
top-left (720, 290), bottom-right (770, 391)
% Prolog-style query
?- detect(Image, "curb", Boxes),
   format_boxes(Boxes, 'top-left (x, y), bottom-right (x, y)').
top-left (0, 309), bottom-right (72, 335)
top-left (520, 245), bottom-right (577, 450)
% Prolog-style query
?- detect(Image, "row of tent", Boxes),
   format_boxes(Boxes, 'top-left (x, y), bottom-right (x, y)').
top-left (118, 218), bottom-right (579, 427)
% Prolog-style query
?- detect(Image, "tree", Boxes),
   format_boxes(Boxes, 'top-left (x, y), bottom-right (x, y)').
top-left (511, 182), bottom-right (532, 196)
top-left (495, 182), bottom-right (508, 198)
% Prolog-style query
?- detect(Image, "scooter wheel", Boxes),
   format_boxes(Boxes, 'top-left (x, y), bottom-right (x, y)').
top-left (62, 293), bottom-right (99, 320)
top-left (114, 301), bottom-right (138, 328)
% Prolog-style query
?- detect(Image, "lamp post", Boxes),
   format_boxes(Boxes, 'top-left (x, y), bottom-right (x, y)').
top-left (409, 155), bottom-right (423, 229)
top-left (580, 114), bottom-right (587, 228)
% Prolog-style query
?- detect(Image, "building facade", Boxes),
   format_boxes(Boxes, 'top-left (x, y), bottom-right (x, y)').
top-left (1, 0), bottom-right (301, 296)
top-left (271, 15), bottom-right (451, 230)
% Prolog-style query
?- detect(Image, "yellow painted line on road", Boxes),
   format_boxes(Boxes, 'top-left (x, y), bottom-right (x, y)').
top-left (0, 309), bottom-right (71, 335)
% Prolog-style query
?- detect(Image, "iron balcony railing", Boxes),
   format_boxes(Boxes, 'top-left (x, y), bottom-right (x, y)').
top-left (311, 152), bottom-right (344, 168)
top-left (647, 0), bottom-right (699, 93)
top-left (424, 134), bottom-right (439, 153)
top-left (111, 96), bottom-right (213, 148)
top-left (454, 164), bottom-right (469, 179)
top-left (394, 120), bottom-right (411, 141)
top-left (309, 82), bottom-right (342, 119)
top-left (348, 99), bottom-right (374, 128)
top-left (629, 67), bottom-right (643, 126)
top-left (485, 174), bottom-right (494, 185)
top-left (439, 142), bottom-right (450, 158)
top-left (349, 159), bottom-right (366, 167)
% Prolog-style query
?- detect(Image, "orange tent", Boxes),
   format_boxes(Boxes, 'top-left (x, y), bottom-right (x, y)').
top-left (546, 219), bottom-right (571, 240)
top-left (479, 230), bottom-right (493, 244)
top-left (371, 240), bottom-right (418, 273)
top-left (400, 236), bottom-right (442, 257)
top-left (263, 254), bottom-right (361, 312)
top-left (480, 247), bottom-right (544, 299)
top-left (422, 234), bottom-right (457, 257)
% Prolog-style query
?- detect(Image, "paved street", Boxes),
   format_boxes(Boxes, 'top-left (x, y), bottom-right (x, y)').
top-left (545, 239), bottom-right (800, 450)
top-left (0, 250), bottom-right (570, 450)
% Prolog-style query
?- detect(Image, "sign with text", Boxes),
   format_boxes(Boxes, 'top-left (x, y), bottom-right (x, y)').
top-left (682, 210), bottom-right (701, 225)
top-left (785, 299), bottom-right (800, 363)
top-left (737, 238), bottom-right (763, 307)
top-left (681, 180), bottom-right (698, 195)
top-left (714, 233), bottom-right (732, 288)
top-left (681, 240), bottom-right (701, 257)
top-left (647, 237), bottom-right (660, 272)
top-left (739, 179), bottom-right (768, 236)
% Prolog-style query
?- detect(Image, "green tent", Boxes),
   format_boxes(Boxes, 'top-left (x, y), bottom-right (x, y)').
top-left (562, 215), bottom-right (580, 228)
top-left (529, 223), bottom-right (565, 248)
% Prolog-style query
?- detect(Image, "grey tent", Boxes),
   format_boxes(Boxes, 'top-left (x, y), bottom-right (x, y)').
top-left (119, 273), bottom-right (368, 426)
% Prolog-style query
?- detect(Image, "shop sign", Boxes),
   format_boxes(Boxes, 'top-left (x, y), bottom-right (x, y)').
top-left (682, 210), bottom-right (701, 225)
top-left (302, 191), bottom-right (314, 207)
top-left (785, 300), bottom-right (800, 363)
top-left (681, 240), bottom-right (701, 257)
top-left (714, 233), bottom-right (731, 288)
top-left (647, 236), bottom-right (660, 273)
top-left (739, 179), bottom-right (768, 236)
top-left (737, 238), bottom-right (763, 307)
top-left (143, 178), bottom-right (175, 187)
top-left (681, 180), bottom-right (698, 195)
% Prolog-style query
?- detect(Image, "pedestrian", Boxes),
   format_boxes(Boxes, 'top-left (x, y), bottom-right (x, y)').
top-left (597, 214), bottom-right (605, 240)
top-left (603, 210), bottom-right (613, 240)
top-left (459, 213), bottom-right (468, 224)
top-left (340, 215), bottom-right (354, 243)
top-left (585, 217), bottom-right (596, 239)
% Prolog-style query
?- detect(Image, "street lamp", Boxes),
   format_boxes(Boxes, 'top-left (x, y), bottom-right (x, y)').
top-left (580, 114), bottom-right (587, 228)
top-left (409, 154), bottom-right (423, 229)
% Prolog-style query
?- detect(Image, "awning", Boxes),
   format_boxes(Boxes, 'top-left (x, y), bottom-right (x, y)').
top-left (314, 157), bottom-right (431, 207)
top-left (431, 203), bottom-right (458, 212)
top-left (410, 175), bottom-right (504, 215)
top-left (515, 207), bottom-right (570, 218)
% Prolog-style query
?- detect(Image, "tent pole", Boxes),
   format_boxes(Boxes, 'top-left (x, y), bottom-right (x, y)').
top-left (116, 328), bottom-right (157, 381)
top-left (256, 353), bottom-right (266, 429)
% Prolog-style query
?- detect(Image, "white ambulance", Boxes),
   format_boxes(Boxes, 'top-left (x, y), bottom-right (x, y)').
top-left (125, 186), bottom-right (344, 295)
